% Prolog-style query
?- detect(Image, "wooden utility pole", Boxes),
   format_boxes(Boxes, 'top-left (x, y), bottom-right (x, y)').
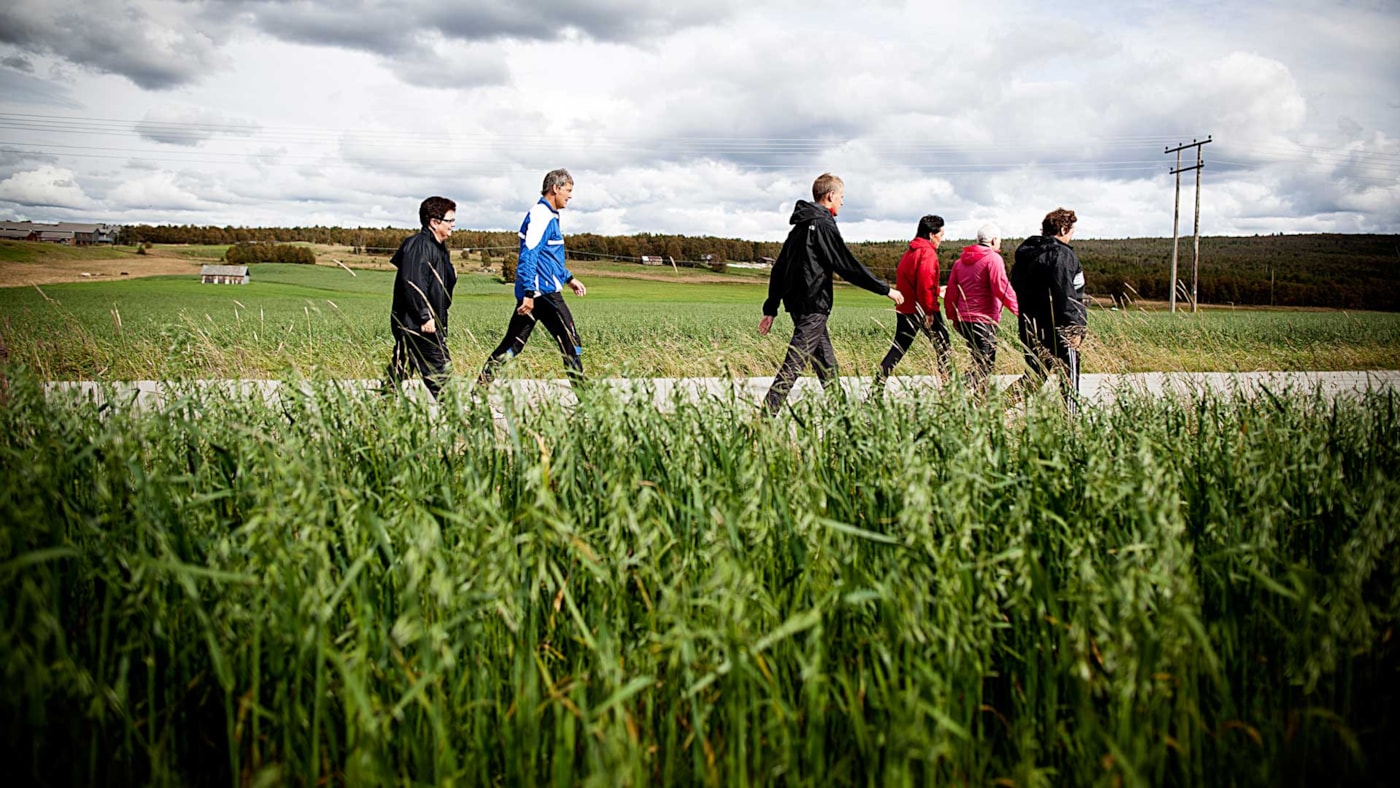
top-left (1165, 136), bottom-right (1212, 312)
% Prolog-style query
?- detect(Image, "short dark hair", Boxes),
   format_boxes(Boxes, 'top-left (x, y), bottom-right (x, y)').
top-left (1041, 207), bottom-right (1077, 237)
top-left (916, 215), bottom-right (944, 239)
top-left (420, 196), bottom-right (456, 228)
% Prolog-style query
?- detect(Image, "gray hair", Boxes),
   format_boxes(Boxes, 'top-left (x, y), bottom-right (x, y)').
top-left (976, 223), bottom-right (1001, 245)
top-left (541, 168), bottom-right (574, 196)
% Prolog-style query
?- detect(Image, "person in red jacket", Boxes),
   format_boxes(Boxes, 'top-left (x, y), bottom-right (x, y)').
top-left (874, 214), bottom-right (951, 391)
top-left (945, 223), bottom-right (1019, 393)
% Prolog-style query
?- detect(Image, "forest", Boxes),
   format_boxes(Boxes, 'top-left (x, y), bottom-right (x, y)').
top-left (117, 224), bottom-right (1399, 311)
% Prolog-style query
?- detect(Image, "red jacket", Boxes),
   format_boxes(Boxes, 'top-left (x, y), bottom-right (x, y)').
top-left (945, 243), bottom-right (1019, 324)
top-left (893, 236), bottom-right (940, 316)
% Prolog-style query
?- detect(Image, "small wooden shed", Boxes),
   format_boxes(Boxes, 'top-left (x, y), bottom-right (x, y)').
top-left (200, 264), bottom-right (250, 285)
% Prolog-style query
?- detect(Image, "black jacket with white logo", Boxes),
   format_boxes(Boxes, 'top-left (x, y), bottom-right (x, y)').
top-left (763, 200), bottom-right (890, 316)
top-left (1011, 234), bottom-right (1085, 347)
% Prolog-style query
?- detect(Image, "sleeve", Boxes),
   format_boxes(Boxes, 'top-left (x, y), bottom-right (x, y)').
top-left (1050, 248), bottom-right (1086, 328)
top-left (992, 254), bottom-right (1018, 317)
top-left (762, 238), bottom-right (794, 316)
top-left (398, 236), bottom-right (433, 325)
top-left (516, 206), bottom-right (547, 298)
top-left (944, 262), bottom-right (961, 321)
top-left (918, 248), bottom-right (939, 314)
top-left (822, 224), bottom-right (889, 296)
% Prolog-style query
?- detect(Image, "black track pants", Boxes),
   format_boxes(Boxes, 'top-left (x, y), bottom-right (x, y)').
top-left (876, 311), bottom-right (951, 385)
top-left (478, 292), bottom-right (584, 386)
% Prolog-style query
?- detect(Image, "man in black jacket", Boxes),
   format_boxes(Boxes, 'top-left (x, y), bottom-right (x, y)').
top-left (759, 173), bottom-right (904, 414)
top-left (386, 196), bottom-right (458, 399)
top-left (1011, 207), bottom-right (1086, 408)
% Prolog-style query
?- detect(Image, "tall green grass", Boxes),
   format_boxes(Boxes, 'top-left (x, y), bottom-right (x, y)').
top-left (1, 371), bottom-right (1396, 785)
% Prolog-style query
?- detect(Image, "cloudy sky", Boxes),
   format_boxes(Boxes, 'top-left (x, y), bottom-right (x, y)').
top-left (0, 0), bottom-right (1396, 241)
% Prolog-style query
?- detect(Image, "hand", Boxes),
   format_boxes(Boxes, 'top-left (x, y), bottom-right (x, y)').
top-left (758, 315), bottom-right (774, 335)
top-left (569, 278), bottom-right (587, 296)
top-left (420, 318), bottom-right (436, 334)
top-left (887, 288), bottom-right (905, 306)
top-left (516, 297), bottom-right (534, 316)
top-left (924, 313), bottom-right (934, 329)
top-left (1066, 333), bottom-right (1083, 350)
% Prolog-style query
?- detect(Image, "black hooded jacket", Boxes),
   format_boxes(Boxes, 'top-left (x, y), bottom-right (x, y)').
top-left (389, 228), bottom-right (457, 334)
top-left (1010, 234), bottom-right (1085, 345)
top-left (762, 200), bottom-right (890, 316)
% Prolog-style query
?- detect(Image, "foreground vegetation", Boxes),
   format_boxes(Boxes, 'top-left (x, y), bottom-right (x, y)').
top-left (1, 373), bottom-right (1396, 785)
top-left (2, 263), bottom-right (1399, 381)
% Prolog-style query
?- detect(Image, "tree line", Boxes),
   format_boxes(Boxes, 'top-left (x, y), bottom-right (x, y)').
top-left (117, 225), bottom-right (1399, 311)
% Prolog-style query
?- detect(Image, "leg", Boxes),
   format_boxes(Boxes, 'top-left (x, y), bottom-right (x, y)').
top-left (477, 306), bottom-right (537, 387)
top-left (534, 293), bottom-right (585, 385)
top-left (810, 315), bottom-right (838, 390)
top-left (415, 334), bottom-right (451, 399)
top-left (875, 313), bottom-right (919, 389)
top-left (956, 321), bottom-right (997, 394)
top-left (763, 312), bottom-right (824, 414)
top-left (924, 312), bottom-right (953, 380)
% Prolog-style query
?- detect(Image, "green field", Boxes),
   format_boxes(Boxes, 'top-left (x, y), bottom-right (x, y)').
top-left (2, 376), bottom-right (1396, 785)
top-left (2, 262), bottom-right (1398, 381)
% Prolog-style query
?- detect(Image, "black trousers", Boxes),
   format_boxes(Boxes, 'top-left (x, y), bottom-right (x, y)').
top-left (876, 311), bottom-right (951, 384)
top-left (763, 312), bottom-right (838, 414)
top-left (478, 292), bottom-right (584, 385)
top-left (954, 320), bottom-right (999, 391)
top-left (1019, 319), bottom-right (1081, 413)
top-left (387, 326), bottom-right (450, 399)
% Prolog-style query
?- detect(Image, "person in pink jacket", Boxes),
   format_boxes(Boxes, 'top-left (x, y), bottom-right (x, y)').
top-left (944, 223), bottom-right (1019, 392)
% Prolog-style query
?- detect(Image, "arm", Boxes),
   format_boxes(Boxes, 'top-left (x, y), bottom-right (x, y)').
top-left (761, 240), bottom-right (793, 317)
top-left (991, 254), bottom-right (1019, 317)
top-left (516, 205), bottom-right (550, 300)
top-left (944, 263), bottom-right (961, 321)
top-left (1049, 248), bottom-right (1086, 329)
top-left (918, 247), bottom-right (939, 320)
top-left (821, 224), bottom-right (889, 296)
top-left (398, 236), bottom-right (435, 329)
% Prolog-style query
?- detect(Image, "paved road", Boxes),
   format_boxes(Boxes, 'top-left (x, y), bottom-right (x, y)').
top-left (44, 371), bottom-right (1400, 411)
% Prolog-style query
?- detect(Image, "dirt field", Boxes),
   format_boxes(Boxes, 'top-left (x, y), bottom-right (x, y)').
top-left (0, 246), bottom-right (203, 288)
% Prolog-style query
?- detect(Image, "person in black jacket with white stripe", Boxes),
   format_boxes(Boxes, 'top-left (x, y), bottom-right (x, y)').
top-left (386, 196), bottom-right (458, 399)
top-left (1011, 207), bottom-right (1086, 409)
top-left (759, 173), bottom-right (904, 414)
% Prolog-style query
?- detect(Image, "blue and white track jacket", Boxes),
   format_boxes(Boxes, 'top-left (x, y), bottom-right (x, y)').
top-left (515, 198), bottom-right (573, 300)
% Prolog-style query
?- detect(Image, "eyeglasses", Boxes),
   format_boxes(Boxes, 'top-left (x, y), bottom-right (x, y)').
top-left (435, 217), bottom-right (456, 225)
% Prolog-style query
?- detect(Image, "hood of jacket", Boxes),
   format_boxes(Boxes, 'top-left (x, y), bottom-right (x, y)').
top-left (957, 243), bottom-right (999, 266)
top-left (790, 199), bottom-right (834, 227)
top-left (1017, 234), bottom-right (1065, 258)
top-left (908, 236), bottom-right (938, 255)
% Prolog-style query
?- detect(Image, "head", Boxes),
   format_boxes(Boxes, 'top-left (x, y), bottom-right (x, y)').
top-left (976, 223), bottom-right (1001, 248)
top-left (916, 214), bottom-right (945, 243)
top-left (812, 172), bottom-right (845, 215)
top-left (542, 168), bottom-right (574, 210)
top-left (1040, 208), bottom-right (1077, 240)
top-left (419, 196), bottom-right (457, 241)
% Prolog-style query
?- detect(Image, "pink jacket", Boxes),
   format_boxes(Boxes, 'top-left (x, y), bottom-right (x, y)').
top-left (944, 244), bottom-right (1019, 324)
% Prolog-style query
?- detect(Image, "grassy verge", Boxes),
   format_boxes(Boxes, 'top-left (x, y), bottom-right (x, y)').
top-left (1, 263), bottom-right (1398, 380)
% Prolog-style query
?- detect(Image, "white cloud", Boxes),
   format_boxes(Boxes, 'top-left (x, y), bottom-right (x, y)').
top-left (0, 165), bottom-right (92, 208)
top-left (0, 0), bottom-right (1393, 237)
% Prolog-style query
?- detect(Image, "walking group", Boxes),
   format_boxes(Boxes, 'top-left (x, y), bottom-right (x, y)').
top-left (386, 170), bottom-right (1087, 413)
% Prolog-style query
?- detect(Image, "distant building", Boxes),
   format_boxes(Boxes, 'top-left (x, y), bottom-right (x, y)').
top-left (759, 256), bottom-right (776, 266)
top-left (640, 255), bottom-right (664, 266)
top-left (0, 221), bottom-right (121, 245)
top-left (200, 264), bottom-right (250, 285)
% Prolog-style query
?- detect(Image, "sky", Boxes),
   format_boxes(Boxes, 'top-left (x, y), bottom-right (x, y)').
top-left (0, 0), bottom-right (1396, 242)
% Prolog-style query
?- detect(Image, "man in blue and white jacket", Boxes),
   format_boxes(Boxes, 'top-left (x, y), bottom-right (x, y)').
top-left (477, 168), bottom-right (588, 386)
